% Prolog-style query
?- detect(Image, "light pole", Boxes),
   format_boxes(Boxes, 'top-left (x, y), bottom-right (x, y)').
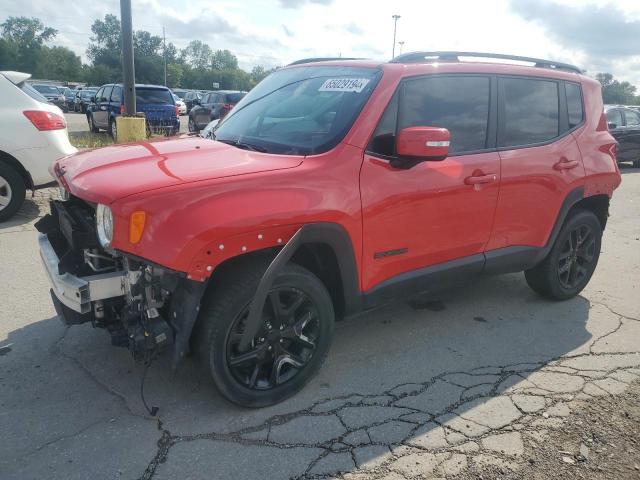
top-left (392, 14), bottom-right (400, 59)
top-left (399, 41), bottom-right (405, 55)
top-left (120, 0), bottom-right (136, 115)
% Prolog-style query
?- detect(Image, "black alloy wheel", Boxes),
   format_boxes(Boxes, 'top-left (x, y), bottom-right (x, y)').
top-left (525, 209), bottom-right (602, 300)
top-left (196, 259), bottom-right (335, 407)
top-left (556, 223), bottom-right (596, 290)
top-left (226, 287), bottom-right (320, 390)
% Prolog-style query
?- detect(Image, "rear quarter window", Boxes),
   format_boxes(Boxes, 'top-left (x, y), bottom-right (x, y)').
top-left (566, 82), bottom-right (584, 128)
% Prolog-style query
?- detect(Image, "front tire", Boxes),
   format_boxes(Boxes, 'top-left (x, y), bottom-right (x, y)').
top-left (0, 163), bottom-right (26, 222)
top-left (109, 119), bottom-right (117, 139)
top-left (195, 260), bottom-right (335, 407)
top-left (88, 114), bottom-right (99, 133)
top-left (525, 209), bottom-right (602, 300)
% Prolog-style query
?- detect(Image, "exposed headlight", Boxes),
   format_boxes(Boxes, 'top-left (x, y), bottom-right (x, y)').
top-left (96, 204), bottom-right (114, 248)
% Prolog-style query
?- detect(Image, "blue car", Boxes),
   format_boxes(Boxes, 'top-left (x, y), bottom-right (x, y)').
top-left (86, 84), bottom-right (180, 137)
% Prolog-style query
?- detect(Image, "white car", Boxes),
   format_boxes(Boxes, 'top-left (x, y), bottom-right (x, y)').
top-left (173, 94), bottom-right (187, 115)
top-left (0, 71), bottom-right (77, 221)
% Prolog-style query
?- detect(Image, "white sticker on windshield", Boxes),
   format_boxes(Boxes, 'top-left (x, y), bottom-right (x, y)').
top-left (319, 78), bottom-right (370, 93)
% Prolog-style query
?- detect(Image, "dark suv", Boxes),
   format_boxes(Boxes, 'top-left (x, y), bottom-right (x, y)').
top-left (87, 84), bottom-right (180, 137)
top-left (605, 105), bottom-right (640, 167)
top-left (188, 90), bottom-right (247, 132)
top-left (39, 52), bottom-right (620, 407)
top-left (183, 90), bottom-right (202, 113)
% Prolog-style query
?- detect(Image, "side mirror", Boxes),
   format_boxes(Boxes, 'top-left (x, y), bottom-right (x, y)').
top-left (607, 122), bottom-right (617, 129)
top-left (393, 127), bottom-right (450, 168)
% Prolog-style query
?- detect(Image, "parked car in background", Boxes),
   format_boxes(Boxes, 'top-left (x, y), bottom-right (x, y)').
top-left (605, 105), bottom-right (640, 167)
top-left (188, 90), bottom-right (247, 132)
top-left (172, 88), bottom-right (188, 100)
top-left (0, 71), bottom-right (76, 221)
top-left (63, 88), bottom-right (77, 111)
top-left (86, 83), bottom-right (180, 137)
top-left (173, 93), bottom-right (187, 115)
top-left (75, 88), bottom-right (98, 113)
top-left (37, 53), bottom-right (620, 407)
top-left (31, 84), bottom-right (67, 112)
top-left (183, 90), bottom-right (201, 113)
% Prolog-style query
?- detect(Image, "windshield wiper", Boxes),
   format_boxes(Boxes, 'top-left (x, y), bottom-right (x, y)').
top-left (217, 139), bottom-right (269, 153)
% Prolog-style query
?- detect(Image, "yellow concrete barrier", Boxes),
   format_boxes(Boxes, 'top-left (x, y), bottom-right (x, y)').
top-left (115, 116), bottom-right (146, 143)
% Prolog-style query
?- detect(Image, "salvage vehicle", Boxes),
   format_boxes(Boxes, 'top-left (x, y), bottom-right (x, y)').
top-left (604, 105), bottom-right (640, 167)
top-left (188, 90), bottom-right (247, 132)
top-left (37, 52), bottom-right (621, 407)
top-left (0, 71), bottom-right (76, 221)
top-left (31, 83), bottom-right (67, 112)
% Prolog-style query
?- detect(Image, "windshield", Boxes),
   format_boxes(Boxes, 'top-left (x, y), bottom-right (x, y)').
top-left (214, 66), bottom-right (380, 155)
top-left (32, 84), bottom-right (60, 94)
top-left (136, 88), bottom-right (174, 104)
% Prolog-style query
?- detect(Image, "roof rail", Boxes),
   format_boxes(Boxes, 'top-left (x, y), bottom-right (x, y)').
top-left (390, 51), bottom-right (583, 74)
top-left (288, 57), bottom-right (362, 66)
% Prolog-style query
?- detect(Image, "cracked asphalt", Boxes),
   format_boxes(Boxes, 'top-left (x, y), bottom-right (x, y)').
top-left (1, 167), bottom-right (638, 480)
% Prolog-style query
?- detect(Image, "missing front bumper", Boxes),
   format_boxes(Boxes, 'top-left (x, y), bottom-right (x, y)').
top-left (39, 233), bottom-right (126, 314)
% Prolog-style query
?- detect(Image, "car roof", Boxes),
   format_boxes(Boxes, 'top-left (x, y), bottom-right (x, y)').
top-left (283, 55), bottom-right (590, 83)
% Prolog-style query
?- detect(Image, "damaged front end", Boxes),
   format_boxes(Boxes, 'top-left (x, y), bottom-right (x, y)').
top-left (36, 196), bottom-right (205, 366)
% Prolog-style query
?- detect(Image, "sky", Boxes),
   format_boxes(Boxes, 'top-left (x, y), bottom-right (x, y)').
top-left (1, 0), bottom-right (640, 84)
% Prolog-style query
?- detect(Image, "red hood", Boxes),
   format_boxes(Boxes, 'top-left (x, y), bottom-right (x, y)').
top-left (56, 136), bottom-right (303, 204)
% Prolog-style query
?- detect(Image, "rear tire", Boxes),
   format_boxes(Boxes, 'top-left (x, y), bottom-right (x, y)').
top-left (195, 259), bottom-right (335, 407)
top-left (525, 209), bottom-right (602, 300)
top-left (188, 117), bottom-right (198, 133)
top-left (633, 160), bottom-right (640, 168)
top-left (0, 163), bottom-right (26, 222)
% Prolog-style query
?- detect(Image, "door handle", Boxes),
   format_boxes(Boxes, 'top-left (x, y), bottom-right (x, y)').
top-left (464, 173), bottom-right (497, 185)
top-left (553, 159), bottom-right (579, 170)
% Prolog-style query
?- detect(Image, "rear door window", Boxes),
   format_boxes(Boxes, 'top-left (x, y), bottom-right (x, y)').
top-left (398, 75), bottom-right (491, 154)
top-left (135, 88), bottom-right (173, 104)
top-left (225, 93), bottom-right (245, 104)
top-left (499, 78), bottom-right (559, 148)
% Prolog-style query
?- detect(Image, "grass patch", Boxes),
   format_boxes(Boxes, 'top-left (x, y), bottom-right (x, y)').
top-left (69, 133), bottom-right (115, 149)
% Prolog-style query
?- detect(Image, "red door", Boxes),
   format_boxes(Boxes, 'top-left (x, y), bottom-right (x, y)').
top-left (360, 152), bottom-right (500, 291)
top-left (359, 74), bottom-right (500, 292)
top-left (486, 76), bottom-right (586, 251)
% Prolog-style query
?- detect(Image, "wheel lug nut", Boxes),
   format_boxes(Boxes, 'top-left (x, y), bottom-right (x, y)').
top-left (268, 346), bottom-right (272, 351)
top-left (279, 339), bottom-right (283, 343)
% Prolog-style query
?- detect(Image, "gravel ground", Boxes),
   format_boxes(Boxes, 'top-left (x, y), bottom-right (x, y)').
top-left (453, 380), bottom-right (640, 480)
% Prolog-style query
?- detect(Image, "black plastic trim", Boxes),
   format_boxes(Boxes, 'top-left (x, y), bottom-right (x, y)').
top-left (239, 223), bottom-right (362, 348)
top-left (363, 254), bottom-right (485, 310)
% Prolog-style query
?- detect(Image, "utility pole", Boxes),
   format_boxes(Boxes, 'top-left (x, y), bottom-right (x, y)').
top-left (120, 0), bottom-right (136, 115)
top-left (392, 14), bottom-right (400, 59)
top-left (162, 26), bottom-right (167, 86)
top-left (399, 41), bottom-right (405, 55)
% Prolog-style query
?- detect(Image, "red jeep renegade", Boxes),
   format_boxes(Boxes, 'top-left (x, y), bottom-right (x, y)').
top-left (37, 52), bottom-right (621, 407)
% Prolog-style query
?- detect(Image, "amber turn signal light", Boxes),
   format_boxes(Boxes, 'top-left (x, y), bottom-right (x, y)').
top-left (129, 211), bottom-right (146, 244)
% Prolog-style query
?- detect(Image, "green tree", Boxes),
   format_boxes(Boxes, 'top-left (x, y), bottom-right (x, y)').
top-left (211, 49), bottom-right (238, 70)
top-left (87, 14), bottom-right (121, 71)
top-left (182, 40), bottom-right (212, 69)
top-left (0, 16), bottom-right (57, 73)
top-left (596, 73), bottom-right (638, 105)
top-left (36, 46), bottom-right (83, 81)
